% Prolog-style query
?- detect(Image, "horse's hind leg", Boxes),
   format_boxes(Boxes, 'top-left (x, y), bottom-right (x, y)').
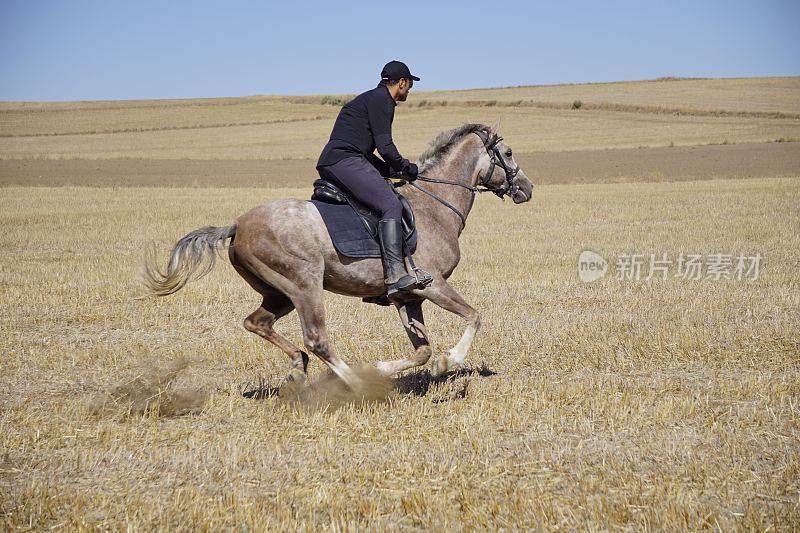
top-left (233, 261), bottom-right (309, 383)
top-left (230, 224), bottom-right (360, 389)
top-left (292, 288), bottom-right (363, 390)
top-left (243, 295), bottom-right (308, 383)
top-left (376, 300), bottom-right (432, 377)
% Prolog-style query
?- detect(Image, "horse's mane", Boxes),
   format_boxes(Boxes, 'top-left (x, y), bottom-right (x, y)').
top-left (417, 123), bottom-right (490, 173)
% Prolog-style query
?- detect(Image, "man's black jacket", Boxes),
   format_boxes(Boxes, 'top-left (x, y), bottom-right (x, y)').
top-left (316, 84), bottom-right (410, 173)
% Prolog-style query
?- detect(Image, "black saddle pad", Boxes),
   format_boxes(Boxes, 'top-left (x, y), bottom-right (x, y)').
top-left (309, 199), bottom-right (417, 258)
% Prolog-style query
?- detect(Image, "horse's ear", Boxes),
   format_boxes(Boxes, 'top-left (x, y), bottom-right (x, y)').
top-left (490, 118), bottom-right (502, 134)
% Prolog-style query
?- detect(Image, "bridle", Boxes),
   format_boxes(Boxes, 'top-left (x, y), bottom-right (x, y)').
top-left (472, 129), bottom-right (521, 198)
top-left (395, 129), bottom-right (521, 228)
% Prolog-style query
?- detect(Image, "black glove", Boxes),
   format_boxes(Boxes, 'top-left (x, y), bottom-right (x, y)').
top-left (403, 162), bottom-right (419, 181)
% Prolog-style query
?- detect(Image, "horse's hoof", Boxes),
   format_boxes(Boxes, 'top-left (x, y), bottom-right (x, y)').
top-left (430, 356), bottom-right (448, 377)
top-left (286, 368), bottom-right (307, 384)
top-left (447, 362), bottom-right (469, 375)
top-left (278, 369), bottom-right (306, 399)
top-left (375, 361), bottom-right (395, 377)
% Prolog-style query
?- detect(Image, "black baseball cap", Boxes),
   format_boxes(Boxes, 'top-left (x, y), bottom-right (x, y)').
top-left (380, 60), bottom-right (420, 82)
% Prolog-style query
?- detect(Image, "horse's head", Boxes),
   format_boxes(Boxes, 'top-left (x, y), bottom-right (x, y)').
top-left (475, 122), bottom-right (533, 204)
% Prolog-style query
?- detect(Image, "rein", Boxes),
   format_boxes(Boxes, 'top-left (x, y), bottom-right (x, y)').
top-left (395, 130), bottom-right (520, 229)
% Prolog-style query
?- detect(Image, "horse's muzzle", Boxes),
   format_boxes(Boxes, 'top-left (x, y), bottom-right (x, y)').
top-left (511, 171), bottom-right (533, 204)
top-left (511, 183), bottom-right (533, 203)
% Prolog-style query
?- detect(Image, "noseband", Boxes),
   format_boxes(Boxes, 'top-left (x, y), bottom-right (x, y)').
top-left (397, 129), bottom-right (521, 228)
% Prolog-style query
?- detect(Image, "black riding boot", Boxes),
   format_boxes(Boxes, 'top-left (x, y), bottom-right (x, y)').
top-left (378, 219), bottom-right (417, 295)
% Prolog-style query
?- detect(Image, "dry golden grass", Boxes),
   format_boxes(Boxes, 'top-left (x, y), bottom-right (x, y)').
top-left (1, 77), bottom-right (799, 159)
top-left (0, 98), bottom-right (335, 137)
top-left (1, 176), bottom-right (798, 530)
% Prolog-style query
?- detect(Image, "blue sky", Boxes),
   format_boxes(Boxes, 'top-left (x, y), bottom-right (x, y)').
top-left (1, 0), bottom-right (798, 101)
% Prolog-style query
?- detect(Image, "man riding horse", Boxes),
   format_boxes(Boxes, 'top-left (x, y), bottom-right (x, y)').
top-left (145, 70), bottom-right (534, 389)
top-left (316, 60), bottom-right (421, 297)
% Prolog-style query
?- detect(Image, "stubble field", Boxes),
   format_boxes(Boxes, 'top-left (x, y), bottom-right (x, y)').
top-left (1, 77), bottom-right (799, 530)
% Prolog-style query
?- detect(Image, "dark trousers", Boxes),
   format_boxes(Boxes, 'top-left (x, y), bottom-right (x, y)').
top-left (317, 156), bottom-right (403, 220)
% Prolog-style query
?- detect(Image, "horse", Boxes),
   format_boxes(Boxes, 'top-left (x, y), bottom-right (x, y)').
top-left (144, 122), bottom-right (534, 391)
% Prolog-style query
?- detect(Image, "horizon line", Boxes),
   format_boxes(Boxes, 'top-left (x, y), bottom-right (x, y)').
top-left (2, 74), bottom-right (798, 105)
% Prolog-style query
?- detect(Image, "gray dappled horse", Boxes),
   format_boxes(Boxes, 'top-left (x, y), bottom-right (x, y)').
top-left (144, 123), bottom-right (533, 390)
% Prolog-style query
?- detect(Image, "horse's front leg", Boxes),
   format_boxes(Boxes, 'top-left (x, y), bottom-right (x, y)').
top-left (376, 300), bottom-right (432, 377)
top-left (420, 280), bottom-right (481, 376)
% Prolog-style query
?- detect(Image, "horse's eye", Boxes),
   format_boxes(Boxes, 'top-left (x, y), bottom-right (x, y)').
top-left (505, 150), bottom-right (513, 157)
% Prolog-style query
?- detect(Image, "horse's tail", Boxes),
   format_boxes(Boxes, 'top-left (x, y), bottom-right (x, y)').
top-left (143, 224), bottom-right (237, 297)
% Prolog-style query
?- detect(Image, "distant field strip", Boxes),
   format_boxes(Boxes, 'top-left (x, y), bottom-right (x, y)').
top-left (399, 99), bottom-right (800, 120)
top-left (2, 108), bottom-right (799, 159)
top-left (0, 95), bottom-right (280, 113)
top-left (0, 99), bottom-right (336, 138)
top-left (288, 92), bottom-right (800, 120)
top-left (0, 115), bottom-right (327, 138)
top-left (421, 76), bottom-right (800, 114)
top-left (2, 142), bottom-right (798, 187)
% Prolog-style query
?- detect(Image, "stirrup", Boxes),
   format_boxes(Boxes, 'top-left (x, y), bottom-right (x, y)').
top-left (362, 268), bottom-right (434, 306)
top-left (386, 274), bottom-right (418, 296)
top-left (385, 268), bottom-right (433, 296)
top-left (412, 267), bottom-right (433, 288)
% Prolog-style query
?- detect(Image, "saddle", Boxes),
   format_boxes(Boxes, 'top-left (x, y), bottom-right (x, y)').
top-left (311, 178), bottom-right (417, 247)
top-left (310, 178), bottom-right (430, 306)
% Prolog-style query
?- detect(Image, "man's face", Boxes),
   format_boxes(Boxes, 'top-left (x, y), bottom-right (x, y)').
top-left (397, 78), bottom-right (413, 102)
